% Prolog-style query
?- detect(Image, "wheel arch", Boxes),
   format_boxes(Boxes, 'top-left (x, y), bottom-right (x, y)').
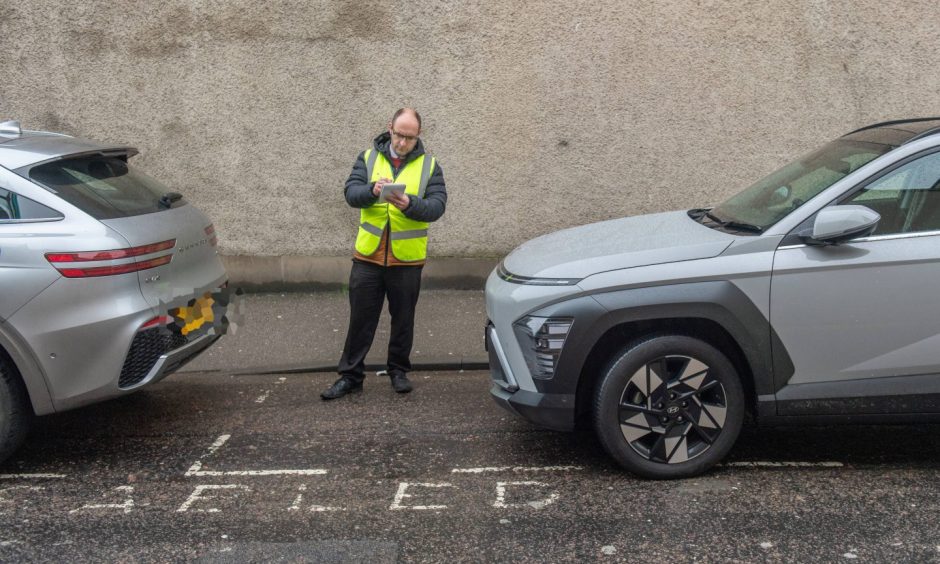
top-left (559, 281), bottom-right (788, 426)
top-left (574, 317), bottom-right (757, 426)
top-left (0, 325), bottom-right (54, 416)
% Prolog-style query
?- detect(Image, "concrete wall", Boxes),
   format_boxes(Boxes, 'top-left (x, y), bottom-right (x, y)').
top-left (3, 1), bottom-right (939, 282)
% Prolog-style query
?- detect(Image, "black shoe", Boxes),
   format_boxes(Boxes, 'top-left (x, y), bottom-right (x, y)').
top-left (390, 373), bottom-right (413, 394)
top-left (321, 377), bottom-right (362, 400)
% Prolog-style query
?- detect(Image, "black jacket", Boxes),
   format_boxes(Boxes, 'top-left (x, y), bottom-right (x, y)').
top-left (343, 131), bottom-right (447, 223)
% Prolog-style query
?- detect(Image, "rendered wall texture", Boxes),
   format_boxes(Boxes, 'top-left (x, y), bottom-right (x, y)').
top-left (2, 1), bottom-right (939, 261)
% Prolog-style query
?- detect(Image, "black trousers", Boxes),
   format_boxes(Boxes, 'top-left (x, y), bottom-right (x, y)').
top-left (337, 261), bottom-right (423, 384)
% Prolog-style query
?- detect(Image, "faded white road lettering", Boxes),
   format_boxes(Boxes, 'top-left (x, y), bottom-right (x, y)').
top-left (69, 486), bottom-right (135, 514)
top-left (494, 481), bottom-right (559, 509)
top-left (177, 484), bottom-right (250, 513)
top-left (287, 484), bottom-right (344, 512)
top-left (389, 482), bottom-right (454, 510)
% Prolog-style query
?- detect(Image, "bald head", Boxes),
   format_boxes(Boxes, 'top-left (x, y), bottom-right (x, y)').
top-left (391, 108), bottom-right (422, 131)
top-left (388, 108), bottom-right (422, 157)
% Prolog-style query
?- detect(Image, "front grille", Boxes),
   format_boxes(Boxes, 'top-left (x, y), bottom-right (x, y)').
top-left (118, 329), bottom-right (188, 388)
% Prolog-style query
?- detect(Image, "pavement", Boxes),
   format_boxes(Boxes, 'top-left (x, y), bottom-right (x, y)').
top-left (182, 290), bottom-right (490, 376)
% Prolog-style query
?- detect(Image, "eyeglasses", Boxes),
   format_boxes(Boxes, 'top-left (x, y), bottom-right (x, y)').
top-left (391, 130), bottom-right (418, 142)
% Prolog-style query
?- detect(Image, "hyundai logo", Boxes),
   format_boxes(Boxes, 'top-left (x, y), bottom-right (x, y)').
top-left (666, 406), bottom-right (680, 415)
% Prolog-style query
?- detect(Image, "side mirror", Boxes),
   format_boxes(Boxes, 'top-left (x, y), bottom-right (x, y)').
top-left (800, 205), bottom-right (880, 246)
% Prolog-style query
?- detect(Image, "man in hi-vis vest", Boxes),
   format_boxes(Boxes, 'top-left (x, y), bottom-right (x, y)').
top-left (322, 108), bottom-right (448, 400)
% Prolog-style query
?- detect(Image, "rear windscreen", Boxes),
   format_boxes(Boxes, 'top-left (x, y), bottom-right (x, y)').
top-left (27, 155), bottom-right (184, 219)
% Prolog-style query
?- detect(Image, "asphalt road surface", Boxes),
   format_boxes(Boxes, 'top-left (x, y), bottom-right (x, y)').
top-left (0, 370), bottom-right (938, 562)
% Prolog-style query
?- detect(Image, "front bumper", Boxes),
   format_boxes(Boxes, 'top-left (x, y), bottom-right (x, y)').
top-left (486, 323), bottom-right (576, 431)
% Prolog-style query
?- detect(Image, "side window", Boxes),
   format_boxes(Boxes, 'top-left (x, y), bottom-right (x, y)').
top-left (843, 151), bottom-right (940, 235)
top-left (0, 188), bottom-right (64, 222)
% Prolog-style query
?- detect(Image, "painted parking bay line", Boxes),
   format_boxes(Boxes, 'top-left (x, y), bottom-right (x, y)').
top-left (185, 434), bottom-right (327, 477)
top-left (0, 473), bottom-right (67, 479)
top-left (722, 461), bottom-right (844, 468)
top-left (451, 466), bottom-right (583, 474)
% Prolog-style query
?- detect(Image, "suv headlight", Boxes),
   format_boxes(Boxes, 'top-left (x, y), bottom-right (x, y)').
top-left (513, 316), bottom-right (574, 380)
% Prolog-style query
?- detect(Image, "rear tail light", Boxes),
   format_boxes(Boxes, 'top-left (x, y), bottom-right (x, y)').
top-left (45, 239), bottom-right (176, 278)
top-left (205, 224), bottom-right (217, 247)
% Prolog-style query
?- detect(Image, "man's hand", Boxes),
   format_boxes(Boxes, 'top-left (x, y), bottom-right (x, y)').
top-left (386, 191), bottom-right (411, 211)
top-left (372, 177), bottom-right (393, 197)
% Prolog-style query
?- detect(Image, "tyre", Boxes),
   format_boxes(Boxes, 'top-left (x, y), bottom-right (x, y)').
top-left (593, 335), bottom-right (744, 479)
top-left (0, 355), bottom-right (31, 465)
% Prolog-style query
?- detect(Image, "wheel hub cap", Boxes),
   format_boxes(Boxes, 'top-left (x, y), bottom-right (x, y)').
top-left (618, 355), bottom-right (728, 464)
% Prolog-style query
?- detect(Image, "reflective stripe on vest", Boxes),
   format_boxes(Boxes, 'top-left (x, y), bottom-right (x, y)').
top-left (355, 148), bottom-right (436, 262)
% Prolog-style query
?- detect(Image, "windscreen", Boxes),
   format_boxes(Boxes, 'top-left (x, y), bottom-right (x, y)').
top-left (709, 139), bottom-right (894, 231)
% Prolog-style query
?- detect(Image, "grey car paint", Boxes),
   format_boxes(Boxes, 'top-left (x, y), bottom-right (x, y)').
top-left (0, 128), bottom-right (226, 416)
top-left (503, 210), bottom-right (735, 279)
top-left (487, 119), bottom-right (940, 434)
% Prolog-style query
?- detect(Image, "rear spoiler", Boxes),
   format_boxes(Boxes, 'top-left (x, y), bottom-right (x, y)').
top-left (12, 147), bottom-right (139, 174)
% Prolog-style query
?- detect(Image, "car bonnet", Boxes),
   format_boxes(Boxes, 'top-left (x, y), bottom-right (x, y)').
top-left (501, 210), bottom-right (735, 280)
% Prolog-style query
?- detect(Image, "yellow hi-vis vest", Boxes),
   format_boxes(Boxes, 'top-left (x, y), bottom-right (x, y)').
top-left (355, 148), bottom-right (436, 262)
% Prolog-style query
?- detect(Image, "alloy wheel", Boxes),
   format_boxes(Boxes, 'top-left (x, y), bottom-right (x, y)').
top-left (618, 355), bottom-right (728, 464)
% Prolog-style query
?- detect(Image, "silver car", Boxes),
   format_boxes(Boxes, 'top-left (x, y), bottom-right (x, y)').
top-left (0, 121), bottom-right (229, 463)
top-left (486, 117), bottom-right (940, 479)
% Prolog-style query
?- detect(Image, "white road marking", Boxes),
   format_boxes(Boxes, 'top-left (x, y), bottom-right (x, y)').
top-left (0, 486), bottom-right (44, 515)
top-left (0, 473), bottom-right (66, 479)
top-left (69, 486), bottom-right (135, 514)
top-left (185, 434), bottom-right (231, 476)
top-left (287, 484), bottom-right (344, 512)
top-left (190, 469), bottom-right (327, 477)
top-left (177, 484), bottom-right (249, 513)
top-left (451, 466), bottom-right (583, 474)
top-left (389, 482), bottom-right (454, 510)
top-left (723, 461), bottom-right (844, 468)
top-left (276, 377), bottom-right (286, 384)
top-left (254, 391), bottom-right (271, 403)
top-left (493, 481), bottom-right (559, 509)
top-left (184, 433), bottom-right (327, 477)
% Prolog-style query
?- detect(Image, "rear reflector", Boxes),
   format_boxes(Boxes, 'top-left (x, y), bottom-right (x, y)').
top-left (46, 239), bottom-right (176, 278)
top-left (205, 224), bottom-right (217, 247)
top-left (45, 239), bottom-right (176, 263)
top-left (139, 315), bottom-right (171, 331)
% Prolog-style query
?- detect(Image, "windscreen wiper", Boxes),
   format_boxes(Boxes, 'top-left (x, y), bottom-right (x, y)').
top-left (704, 211), bottom-right (763, 233)
top-left (159, 192), bottom-right (183, 208)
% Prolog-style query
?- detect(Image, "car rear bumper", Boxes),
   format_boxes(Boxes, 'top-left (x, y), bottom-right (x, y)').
top-left (120, 331), bottom-right (220, 391)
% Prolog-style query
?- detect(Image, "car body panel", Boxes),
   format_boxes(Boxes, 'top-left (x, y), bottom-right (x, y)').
top-left (502, 211), bottom-right (735, 279)
top-left (101, 205), bottom-right (225, 309)
top-left (6, 274), bottom-right (156, 410)
top-left (0, 322), bottom-right (54, 415)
